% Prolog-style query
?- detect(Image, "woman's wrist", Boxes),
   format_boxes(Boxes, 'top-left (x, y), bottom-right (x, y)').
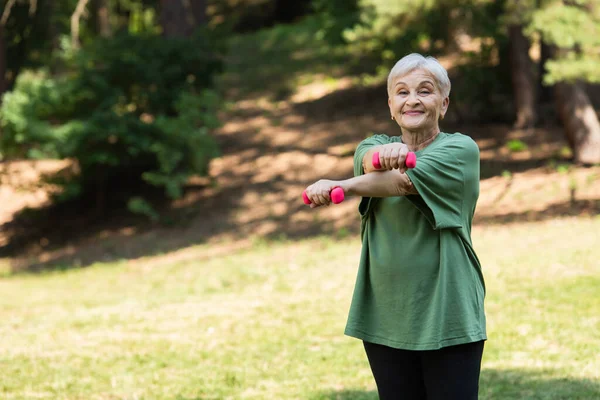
top-left (339, 178), bottom-right (357, 196)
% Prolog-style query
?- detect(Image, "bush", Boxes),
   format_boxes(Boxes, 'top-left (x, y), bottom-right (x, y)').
top-left (311, 0), bottom-right (362, 44)
top-left (0, 31), bottom-right (225, 217)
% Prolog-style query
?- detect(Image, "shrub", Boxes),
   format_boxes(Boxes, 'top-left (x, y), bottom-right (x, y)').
top-left (0, 31), bottom-right (225, 217)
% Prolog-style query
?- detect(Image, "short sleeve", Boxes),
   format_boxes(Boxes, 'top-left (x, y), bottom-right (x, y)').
top-left (352, 134), bottom-right (391, 234)
top-left (353, 134), bottom-right (391, 177)
top-left (405, 134), bottom-right (480, 230)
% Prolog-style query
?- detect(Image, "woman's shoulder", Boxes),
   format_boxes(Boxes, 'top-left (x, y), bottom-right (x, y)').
top-left (439, 132), bottom-right (479, 153)
top-left (356, 133), bottom-right (394, 147)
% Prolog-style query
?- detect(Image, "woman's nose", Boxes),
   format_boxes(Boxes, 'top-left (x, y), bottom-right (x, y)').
top-left (407, 92), bottom-right (420, 105)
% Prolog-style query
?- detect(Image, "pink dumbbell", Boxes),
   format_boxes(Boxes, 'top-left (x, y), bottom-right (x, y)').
top-left (303, 187), bottom-right (345, 205)
top-left (372, 151), bottom-right (417, 169)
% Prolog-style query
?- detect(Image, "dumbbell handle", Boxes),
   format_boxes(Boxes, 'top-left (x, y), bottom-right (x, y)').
top-left (303, 186), bottom-right (345, 205)
top-left (373, 151), bottom-right (417, 169)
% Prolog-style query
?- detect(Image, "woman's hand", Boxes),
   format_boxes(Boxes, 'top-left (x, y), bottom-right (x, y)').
top-left (374, 143), bottom-right (410, 173)
top-left (304, 179), bottom-right (341, 208)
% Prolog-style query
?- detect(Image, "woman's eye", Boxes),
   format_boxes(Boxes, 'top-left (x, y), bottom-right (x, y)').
top-left (419, 90), bottom-right (430, 95)
top-left (398, 91), bottom-right (408, 95)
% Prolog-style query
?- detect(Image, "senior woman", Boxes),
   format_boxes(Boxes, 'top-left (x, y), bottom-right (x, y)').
top-left (304, 53), bottom-right (487, 400)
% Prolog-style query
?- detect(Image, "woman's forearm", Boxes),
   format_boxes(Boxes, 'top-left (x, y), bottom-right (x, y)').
top-left (342, 170), bottom-right (417, 198)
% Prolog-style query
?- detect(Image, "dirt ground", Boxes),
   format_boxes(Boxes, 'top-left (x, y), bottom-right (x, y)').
top-left (1, 80), bottom-right (599, 274)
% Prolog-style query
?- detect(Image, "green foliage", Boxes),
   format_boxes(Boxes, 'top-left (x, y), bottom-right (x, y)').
top-left (556, 163), bottom-right (571, 174)
top-left (0, 32), bottom-right (224, 217)
top-left (113, 0), bottom-right (161, 35)
top-left (544, 54), bottom-right (600, 85)
top-left (0, 70), bottom-right (63, 158)
top-left (127, 197), bottom-right (160, 221)
top-left (528, 1), bottom-right (600, 85)
top-left (529, 4), bottom-right (599, 49)
top-left (311, 0), bottom-right (362, 44)
top-left (506, 139), bottom-right (528, 152)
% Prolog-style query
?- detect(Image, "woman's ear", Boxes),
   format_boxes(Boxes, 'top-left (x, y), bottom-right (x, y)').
top-left (440, 97), bottom-right (450, 119)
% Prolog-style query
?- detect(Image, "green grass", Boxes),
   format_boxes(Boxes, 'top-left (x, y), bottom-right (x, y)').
top-left (1, 217), bottom-right (599, 399)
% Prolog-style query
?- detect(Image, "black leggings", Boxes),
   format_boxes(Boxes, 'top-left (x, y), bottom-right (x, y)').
top-left (363, 340), bottom-right (485, 400)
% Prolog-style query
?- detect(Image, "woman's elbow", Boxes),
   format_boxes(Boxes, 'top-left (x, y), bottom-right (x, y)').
top-left (392, 172), bottom-right (417, 196)
top-left (391, 172), bottom-right (408, 196)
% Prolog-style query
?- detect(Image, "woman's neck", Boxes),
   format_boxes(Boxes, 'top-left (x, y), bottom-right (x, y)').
top-left (401, 127), bottom-right (440, 151)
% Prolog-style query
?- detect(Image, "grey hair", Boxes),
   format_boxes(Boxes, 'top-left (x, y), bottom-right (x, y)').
top-left (387, 53), bottom-right (451, 98)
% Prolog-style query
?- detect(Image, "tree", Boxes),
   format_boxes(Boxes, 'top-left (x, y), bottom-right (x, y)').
top-left (505, 0), bottom-right (538, 128)
top-left (0, 0), bottom-right (38, 100)
top-left (93, 0), bottom-right (111, 37)
top-left (0, 22), bottom-right (6, 101)
top-left (0, 0), bottom-right (15, 100)
top-left (159, 0), bottom-right (205, 38)
top-left (529, 0), bottom-right (600, 164)
top-left (555, 81), bottom-right (600, 163)
top-left (71, 0), bottom-right (91, 49)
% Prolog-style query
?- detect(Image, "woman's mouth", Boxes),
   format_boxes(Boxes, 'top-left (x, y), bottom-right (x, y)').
top-left (404, 111), bottom-right (424, 116)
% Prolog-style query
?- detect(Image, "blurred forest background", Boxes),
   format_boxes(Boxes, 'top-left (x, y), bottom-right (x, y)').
top-left (0, 0), bottom-right (599, 272)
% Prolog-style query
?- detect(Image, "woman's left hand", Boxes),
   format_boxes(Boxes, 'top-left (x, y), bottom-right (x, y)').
top-left (376, 143), bottom-right (410, 173)
top-left (304, 179), bottom-right (341, 208)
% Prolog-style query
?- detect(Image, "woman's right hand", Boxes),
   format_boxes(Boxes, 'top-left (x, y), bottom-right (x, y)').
top-left (304, 179), bottom-right (340, 208)
top-left (374, 143), bottom-right (411, 173)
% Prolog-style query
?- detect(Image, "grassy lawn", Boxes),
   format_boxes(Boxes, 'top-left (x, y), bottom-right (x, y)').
top-left (1, 216), bottom-right (599, 399)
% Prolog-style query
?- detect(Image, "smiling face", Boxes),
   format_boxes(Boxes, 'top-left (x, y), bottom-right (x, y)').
top-left (388, 69), bottom-right (449, 135)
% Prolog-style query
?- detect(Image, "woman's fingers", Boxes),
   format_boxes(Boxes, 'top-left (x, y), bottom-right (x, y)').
top-left (390, 147), bottom-right (400, 170)
top-left (315, 190), bottom-right (330, 206)
top-left (306, 181), bottom-right (333, 206)
top-left (380, 144), bottom-right (409, 170)
top-left (397, 147), bottom-right (408, 171)
top-left (376, 149), bottom-right (386, 170)
top-left (381, 148), bottom-right (393, 170)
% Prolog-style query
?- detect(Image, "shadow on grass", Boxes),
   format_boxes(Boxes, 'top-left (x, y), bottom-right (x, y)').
top-left (474, 199), bottom-right (600, 226)
top-left (307, 390), bottom-right (377, 400)
top-left (309, 369), bottom-right (600, 400)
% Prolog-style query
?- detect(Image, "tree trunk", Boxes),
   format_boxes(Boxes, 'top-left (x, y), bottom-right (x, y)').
top-left (554, 82), bottom-right (600, 164)
top-left (538, 41), bottom-right (553, 104)
top-left (71, 0), bottom-right (91, 49)
top-left (159, 0), bottom-right (193, 38)
top-left (93, 0), bottom-right (111, 37)
top-left (509, 23), bottom-right (537, 128)
top-left (45, 0), bottom-right (61, 74)
top-left (0, 0), bottom-right (14, 101)
top-left (0, 24), bottom-right (6, 102)
top-left (189, 0), bottom-right (206, 26)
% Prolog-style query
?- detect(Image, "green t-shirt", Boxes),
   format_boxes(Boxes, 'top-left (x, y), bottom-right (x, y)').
top-left (344, 132), bottom-right (487, 351)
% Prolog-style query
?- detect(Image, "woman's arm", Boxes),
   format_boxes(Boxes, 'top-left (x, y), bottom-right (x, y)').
top-left (304, 170), bottom-right (417, 207)
top-left (342, 170), bottom-right (417, 198)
